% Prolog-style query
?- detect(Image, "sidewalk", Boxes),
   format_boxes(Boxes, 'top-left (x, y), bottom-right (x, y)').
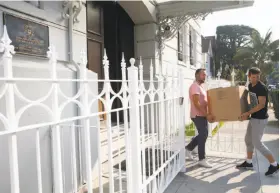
top-left (165, 110), bottom-right (279, 193)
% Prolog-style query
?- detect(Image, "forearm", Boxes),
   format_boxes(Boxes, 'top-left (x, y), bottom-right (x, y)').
top-left (248, 104), bottom-right (265, 115)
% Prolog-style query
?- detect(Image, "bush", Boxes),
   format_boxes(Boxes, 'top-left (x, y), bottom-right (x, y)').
top-left (185, 122), bottom-right (195, 136)
top-left (270, 90), bottom-right (279, 119)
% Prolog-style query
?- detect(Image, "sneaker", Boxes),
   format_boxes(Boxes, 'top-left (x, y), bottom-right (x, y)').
top-left (265, 164), bottom-right (279, 176)
top-left (185, 149), bottom-right (194, 160)
top-left (236, 161), bottom-right (253, 170)
top-left (198, 159), bottom-right (212, 168)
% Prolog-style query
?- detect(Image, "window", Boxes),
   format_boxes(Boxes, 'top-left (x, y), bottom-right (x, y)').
top-left (189, 26), bottom-right (196, 66)
top-left (25, 1), bottom-right (42, 8)
top-left (178, 27), bottom-right (183, 61)
top-left (189, 27), bottom-right (193, 65)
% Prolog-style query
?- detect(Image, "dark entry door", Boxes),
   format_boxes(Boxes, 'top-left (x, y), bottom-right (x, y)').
top-left (86, 2), bottom-right (104, 79)
top-left (86, 1), bottom-right (135, 123)
top-left (103, 1), bottom-right (135, 123)
top-left (86, 2), bottom-right (105, 120)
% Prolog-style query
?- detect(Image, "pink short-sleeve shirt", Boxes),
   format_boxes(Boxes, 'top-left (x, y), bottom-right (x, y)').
top-left (189, 82), bottom-right (207, 118)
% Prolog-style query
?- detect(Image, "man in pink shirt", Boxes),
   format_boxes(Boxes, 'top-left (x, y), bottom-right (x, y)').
top-left (185, 68), bottom-right (214, 168)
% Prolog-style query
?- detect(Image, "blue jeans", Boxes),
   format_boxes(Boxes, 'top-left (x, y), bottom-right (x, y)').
top-left (186, 116), bottom-right (208, 160)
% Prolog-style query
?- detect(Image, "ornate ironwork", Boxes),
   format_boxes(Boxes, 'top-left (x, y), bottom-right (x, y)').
top-left (153, 0), bottom-right (211, 52)
top-left (157, 12), bottom-right (211, 43)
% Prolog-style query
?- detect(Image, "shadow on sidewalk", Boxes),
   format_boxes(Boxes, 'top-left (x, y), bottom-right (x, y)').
top-left (165, 157), bottom-right (262, 193)
top-left (256, 137), bottom-right (279, 193)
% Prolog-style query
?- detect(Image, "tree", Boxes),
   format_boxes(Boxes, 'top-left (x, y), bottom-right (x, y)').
top-left (268, 63), bottom-right (279, 85)
top-left (215, 25), bottom-right (255, 79)
top-left (234, 29), bottom-right (279, 83)
top-left (271, 48), bottom-right (279, 62)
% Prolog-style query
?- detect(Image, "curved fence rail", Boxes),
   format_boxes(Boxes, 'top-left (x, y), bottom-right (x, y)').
top-left (0, 26), bottom-right (185, 193)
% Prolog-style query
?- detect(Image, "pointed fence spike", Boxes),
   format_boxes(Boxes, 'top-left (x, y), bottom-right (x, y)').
top-left (121, 52), bottom-right (126, 68)
top-left (47, 45), bottom-right (57, 62)
top-left (0, 25), bottom-right (15, 57)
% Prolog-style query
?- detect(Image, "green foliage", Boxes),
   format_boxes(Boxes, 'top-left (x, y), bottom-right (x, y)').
top-left (215, 25), bottom-right (255, 77)
top-left (271, 48), bottom-right (279, 62)
top-left (270, 90), bottom-right (279, 119)
top-left (185, 122), bottom-right (195, 136)
top-left (270, 70), bottom-right (279, 83)
top-left (234, 29), bottom-right (279, 83)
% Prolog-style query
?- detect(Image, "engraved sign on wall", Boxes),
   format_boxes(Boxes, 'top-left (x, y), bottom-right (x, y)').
top-left (3, 13), bottom-right (49, 57)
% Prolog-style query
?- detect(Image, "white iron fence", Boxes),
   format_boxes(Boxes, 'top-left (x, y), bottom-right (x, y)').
top-left (0, 26), bottom-right (185, 193)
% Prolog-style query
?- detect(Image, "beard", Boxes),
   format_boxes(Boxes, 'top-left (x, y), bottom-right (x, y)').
top-left (198, 79), bottom-right (205, 84)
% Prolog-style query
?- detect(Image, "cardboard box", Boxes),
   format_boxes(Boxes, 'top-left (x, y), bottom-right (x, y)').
top-left (207, 86), bottom-right (250, 121)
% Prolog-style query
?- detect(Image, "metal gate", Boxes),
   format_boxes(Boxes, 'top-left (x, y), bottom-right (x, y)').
top-left (0, 26), bottom-right (185, 193)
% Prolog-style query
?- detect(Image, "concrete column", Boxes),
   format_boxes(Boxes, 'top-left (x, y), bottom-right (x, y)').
top-left (135, 23), bottom-right (160, 78)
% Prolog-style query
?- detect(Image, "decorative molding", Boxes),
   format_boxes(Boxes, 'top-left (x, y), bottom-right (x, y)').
top-left (153, 0), bottom-right (211, 52)
top-left (157, 12), bottom-right (211, 42)
top-left (62, 0), bottom-right (83, 24)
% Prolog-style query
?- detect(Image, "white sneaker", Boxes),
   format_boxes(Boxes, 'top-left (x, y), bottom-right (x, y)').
top-left (198, 159), bottom-right (212, 168)
top-left (185, 149), bottom-right (194, 160)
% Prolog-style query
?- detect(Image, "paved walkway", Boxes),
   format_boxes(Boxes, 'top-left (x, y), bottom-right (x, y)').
top-left (165, 110), bottom-right (279, 193)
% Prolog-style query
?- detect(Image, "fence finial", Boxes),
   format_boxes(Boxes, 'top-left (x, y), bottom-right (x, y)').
top-left (103, 49), bottom-right (109, 68)
top-left (47, 45), bottom-right (58, 78)
top-left (245, 69), bottom-right (249, 87)
top-left (150, 59), bottom-right (154, 80)
top-left (121, 52), bottom-right (127, 82)
top-left (47, 45), bottom-right (57, 62)
top-left (129, 58), bottom-right (135, 67)
top-left (0, 25), bottom-right (15, 58)
top-left (231, 69), bottom-right (236, 85)
top-left (217, 70), bottom-right (221, 80)
top-left (150, 59), bottom-right (153, 71)
top-left (121, 52), bottom-right (126, 69)
top-left (103, 49), bottom-right (110, 80)
top-left (80, 49), bottom-right (87, 67)
top-left (139, 56), bottom-right (143, 70)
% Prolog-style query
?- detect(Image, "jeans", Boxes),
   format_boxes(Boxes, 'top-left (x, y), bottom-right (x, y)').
top-left (186, 116), bottom-right (208, 160)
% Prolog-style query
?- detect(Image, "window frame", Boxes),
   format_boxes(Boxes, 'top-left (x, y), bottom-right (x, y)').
top-left (189, 25), bottom-right (197, 67)
top-left (189, 26), bottom-right (193, 66)
top-left (24, 1), bottom-right (44, 9)
top-left (177, 27), bottom-right (184, 62)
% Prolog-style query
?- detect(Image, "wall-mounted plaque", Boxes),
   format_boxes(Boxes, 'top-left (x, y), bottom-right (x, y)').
top-left (3, 13), bottom-right (49, 58)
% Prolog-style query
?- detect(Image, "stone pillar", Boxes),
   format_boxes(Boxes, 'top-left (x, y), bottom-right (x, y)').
top-left (135, 23), bottom-right (160, 78)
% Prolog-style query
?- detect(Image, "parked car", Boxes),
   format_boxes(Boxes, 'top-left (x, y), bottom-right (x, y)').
top-left (268, 84), bottom-right (277, 90)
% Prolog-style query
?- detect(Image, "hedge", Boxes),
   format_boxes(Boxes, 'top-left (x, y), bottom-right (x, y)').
top-left (185, 122), bottom-right (195, 136)
top-left (270, 90), bottom-right (279, 119)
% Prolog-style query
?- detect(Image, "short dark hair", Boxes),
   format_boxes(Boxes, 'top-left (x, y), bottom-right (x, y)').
top-left (195, 68), bottom-right (206, 76)
top-left (249, 67), bottom-right (261, 75)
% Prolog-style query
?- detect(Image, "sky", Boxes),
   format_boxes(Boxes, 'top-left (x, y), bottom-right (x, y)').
top-left (201, 0), bottom-right (279, 40)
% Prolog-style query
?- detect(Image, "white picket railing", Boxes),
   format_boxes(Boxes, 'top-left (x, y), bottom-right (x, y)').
top-left (0, 26), bottom-right (185, 193)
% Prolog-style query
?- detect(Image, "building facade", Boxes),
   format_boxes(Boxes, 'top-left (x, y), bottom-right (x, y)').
top-left (0, 1), bottom-right (254, 193)
top-left (201, 35), bottom-right (216, 78)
